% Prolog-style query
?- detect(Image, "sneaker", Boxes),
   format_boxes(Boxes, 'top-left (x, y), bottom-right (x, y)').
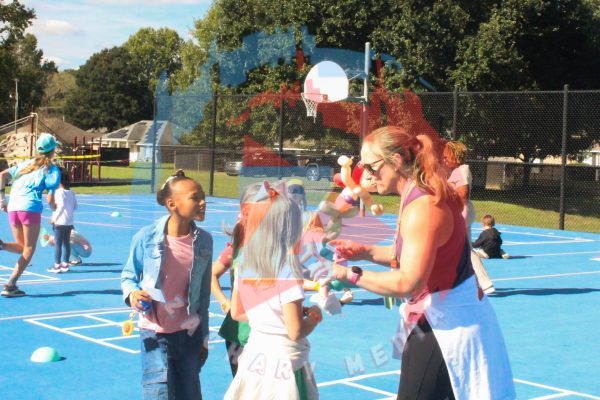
top-left (70, 258), bottom-right (82, 265)
top-left (1, 284), bottom-right (26, 297)
top-left (47, 264), bottom-right (63, 274)
top-left (501, 250), bottom-right (511, 259)
top-left (339, 290), bottom-right (354, 305)
top-left (59, 262), bottom-right (70, 273)
top-left (483, 286), bottom-right (496, 295)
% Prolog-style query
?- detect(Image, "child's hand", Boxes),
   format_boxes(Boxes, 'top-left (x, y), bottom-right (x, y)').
top-left (129, 290), bottom-right (152, 312)
top-left (220, 300), bottom-right (231, 314)
top-left (304, 305), bottom-right (322, 324)
top-left (49, 219), bottom-right (55, 225)
top-left (330, 239), bottom-right (366, 260)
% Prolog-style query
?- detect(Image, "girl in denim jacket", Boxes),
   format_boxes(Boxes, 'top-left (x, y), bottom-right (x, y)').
top-left (121, 170), bottom-right (212, 400)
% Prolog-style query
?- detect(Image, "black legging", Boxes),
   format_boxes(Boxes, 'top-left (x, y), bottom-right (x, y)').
top-left (398, 319), bottom-right (455, 400)
top-left (54, 225), bottom-right (73, 264)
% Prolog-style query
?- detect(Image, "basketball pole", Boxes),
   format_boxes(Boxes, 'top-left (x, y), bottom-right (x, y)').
top-left (359, 42), bottom-right (370, 217)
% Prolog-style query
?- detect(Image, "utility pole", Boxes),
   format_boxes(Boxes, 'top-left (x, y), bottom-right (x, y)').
top-left (14, 79), bottom-right (19, 134)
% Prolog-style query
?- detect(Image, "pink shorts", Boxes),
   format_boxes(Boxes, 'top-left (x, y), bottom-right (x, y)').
top-left (8, 211), bottom-right (42, 226)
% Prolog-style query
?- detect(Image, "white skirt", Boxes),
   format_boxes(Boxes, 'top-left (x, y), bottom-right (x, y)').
top-left (393, 276), bottom-right (516, 400)
top-left (224, 330), bottom-right (319, 400)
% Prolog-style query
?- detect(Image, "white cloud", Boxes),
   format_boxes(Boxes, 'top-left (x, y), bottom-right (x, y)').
top-left (31, 19), bottom-right (80, 35)
top-left (44, 56), bottom-right (66, 66)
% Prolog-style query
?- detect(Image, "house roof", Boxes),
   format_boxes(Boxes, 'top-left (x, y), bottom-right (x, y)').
top-left (101, 120), bottom-right (180, 146)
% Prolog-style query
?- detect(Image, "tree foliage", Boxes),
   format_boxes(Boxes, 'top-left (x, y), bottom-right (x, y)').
top-left (64, 47), bottom-right (152, 131)
top-left (123, 27), bottom-right (184, 93)
top-left (0, 1), bottom-right (55, 125)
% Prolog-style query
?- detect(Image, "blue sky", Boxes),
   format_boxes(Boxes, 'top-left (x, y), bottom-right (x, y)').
top-left (22, 0), bottom-right (211, 70)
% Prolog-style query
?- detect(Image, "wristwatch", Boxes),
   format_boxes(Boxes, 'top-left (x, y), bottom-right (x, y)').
top-left (348, 266), bottom-right (363, 284)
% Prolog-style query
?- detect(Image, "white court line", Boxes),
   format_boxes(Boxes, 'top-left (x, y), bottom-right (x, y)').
top-left (317, 370), bottom-right (600, 399)
top-left (513, 378), bottom-right (600, 400)
top-left (25, 317), bottom-right (139, 354)
top-left (17, 277), bottom-right (121, 285)
top-left (529, 393), bottom-right (572, 400)
top-left (64, 322), bottom-right (115, 331)
top-left (341, 381), bottom-right (396, 396)
top-left (0, 307), bottom-right (130, 322)
top-left (505, 239), bottom-right (594, 245)
top-left (0, 266), bottom-right (60, 283)
top-left (318, 369), bottom-right (400, 387)
top-left (494, 270), bottom-right (600, 282)
top-left (525, 251), bottom-right (600, 257)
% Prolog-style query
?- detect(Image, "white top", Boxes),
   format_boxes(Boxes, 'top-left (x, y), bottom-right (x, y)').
top-left (51, 188), bottom-right (77, 226)
top-left (236, 265), bottom-right (304, 335)
top-left (448, 164), bottom-right (472, 188)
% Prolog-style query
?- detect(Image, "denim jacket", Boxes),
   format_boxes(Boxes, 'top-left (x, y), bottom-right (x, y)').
top-left (121, 215), bottom-right (213, 340)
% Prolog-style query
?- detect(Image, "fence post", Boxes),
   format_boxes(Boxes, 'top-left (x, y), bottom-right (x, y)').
top-left (452, 87), bottom-right (458, 140)
top-left (209, 91), bottom-right (218, 196)
top-left (559, 84), bottom-right (569, 230)
top-left (278, 91), bottom-right (284, 179)
top-left (150, 94), bottom-right (157, 193)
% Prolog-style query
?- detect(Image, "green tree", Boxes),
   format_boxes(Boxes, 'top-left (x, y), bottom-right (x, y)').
top-left (64, 47), bottom-right (153, 131)
top-left (42, 70), bottom-right (77, 109)
top-left (123, 27), bottom-right (184, 93)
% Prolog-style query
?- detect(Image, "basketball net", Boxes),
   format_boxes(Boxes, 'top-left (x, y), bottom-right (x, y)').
top-left (301, 93), bottom-right (328, 122)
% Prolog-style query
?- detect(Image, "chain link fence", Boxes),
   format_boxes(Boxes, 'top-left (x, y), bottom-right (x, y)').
top-left (153, 88), bottom-right (600, 233)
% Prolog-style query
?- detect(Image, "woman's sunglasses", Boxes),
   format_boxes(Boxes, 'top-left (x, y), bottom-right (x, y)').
top-left (363, 159), bottom-right (385, 175)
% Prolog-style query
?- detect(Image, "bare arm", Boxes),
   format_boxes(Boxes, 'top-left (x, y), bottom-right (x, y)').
top-left (211, 260), bottom-right (231, 313)
top-left (331, 240), bottom-right (395, 266)
top-left (46, 192), bottom-right (57, 211)
top-left (229, 284), bottom-right (248, 322)
top-left (282, 300), bottom-right (321, 341)
top-left (0, 171), bottom-right (7, 211)
top-left (333, 196), bottom-right (453, 298)
top-left (455, 185), bottom-right (469, 206)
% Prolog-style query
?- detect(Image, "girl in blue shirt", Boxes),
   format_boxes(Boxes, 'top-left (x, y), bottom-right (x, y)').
top-left (0, 133), bottom-right (61, 297)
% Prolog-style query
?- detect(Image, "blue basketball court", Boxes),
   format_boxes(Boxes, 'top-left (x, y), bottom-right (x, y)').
top-left (1, 194), bottom-right (599, 399)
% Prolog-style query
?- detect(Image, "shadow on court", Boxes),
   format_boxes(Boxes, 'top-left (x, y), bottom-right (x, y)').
top-left (67, 269), bottom-right (122, 274)
top-left (28, 289), bottom-right (122, 298)
top-left (490, 288), bottom-right (600, 297)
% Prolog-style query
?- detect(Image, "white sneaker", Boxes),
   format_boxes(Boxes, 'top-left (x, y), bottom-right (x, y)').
top-left (501, 251), bottom-right (510, 259)
top-left (483, 286), bottom-right (496, 295)
top-left (340, 290), bottom-right (354, 305)
top-left (59, 262), bottom-right (70, 273)
top-left (70, 258), bottom-right (82, 265)
top-left (47, 264), bottom-right (63, 274)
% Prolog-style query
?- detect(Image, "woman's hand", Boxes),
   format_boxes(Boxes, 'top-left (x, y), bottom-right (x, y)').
top-left (332, 263), bottom-right (349, 282)
top-left (330, 239), bottom-right (367, 260)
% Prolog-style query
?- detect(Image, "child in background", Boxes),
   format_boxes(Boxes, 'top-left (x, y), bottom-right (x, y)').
top-left (121, 170), bottom-right (212, 400)
top-left (212, 183), bottom-right (260, 377)
top-left (47, 171), bottom-right (77, 273)
top-left (472, 214), bottom-right (510, 259)
top-left (41, 229), bottom-right (92, 265)
top-left (225, 181), bottom-right (321, 400)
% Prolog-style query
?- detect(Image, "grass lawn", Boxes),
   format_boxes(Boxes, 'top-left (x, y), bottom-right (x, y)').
top-left (66, 165), bottom-right (600, 233)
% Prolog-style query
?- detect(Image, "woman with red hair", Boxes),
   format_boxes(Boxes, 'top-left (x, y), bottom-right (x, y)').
top-left (331, 126), bottom-right (515, 399)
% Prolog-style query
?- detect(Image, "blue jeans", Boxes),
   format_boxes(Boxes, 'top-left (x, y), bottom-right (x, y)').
top-left (54, 225), bottom-right (73, 264)
top-left (140, 328), bottom-right (205, 400)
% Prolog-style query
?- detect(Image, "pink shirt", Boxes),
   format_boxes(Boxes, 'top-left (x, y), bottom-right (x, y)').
top-left (139, 233), bottom-right (195, 333)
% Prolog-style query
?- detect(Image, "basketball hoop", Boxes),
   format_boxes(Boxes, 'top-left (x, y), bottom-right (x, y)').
top-left (301, 93), bottom-right (319, 122)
